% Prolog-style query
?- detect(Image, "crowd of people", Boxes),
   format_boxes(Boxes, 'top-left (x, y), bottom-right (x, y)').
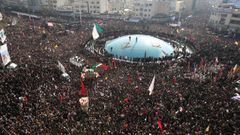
top-left (0, 10), bottom-right (240, 135)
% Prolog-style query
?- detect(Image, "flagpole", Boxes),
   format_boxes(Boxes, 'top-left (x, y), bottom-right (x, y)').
top-left (79, 0), bottom-right (82, 26)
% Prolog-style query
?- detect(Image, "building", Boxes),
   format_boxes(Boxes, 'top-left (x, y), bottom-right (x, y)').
top-left (108, 0), bottom-right (133, 11)
top-left (47, 0), bottom-right (69, 10)
top-left (175, 0), bottom-right (184, 12)
top-left (181, 0), bottom-right (195, 13)
top-left (194, 0), bottom-right (224, 12)
top-left (2, 0), bottom-right (29, 8)
top-left (209, 1), bottom-right (240, 33)
top-left (73, 0), bottom-right (108, 15)
top-left (132, 0), bottom-right (176, 19)
top-left (108, 0), bottom-right (125, 11)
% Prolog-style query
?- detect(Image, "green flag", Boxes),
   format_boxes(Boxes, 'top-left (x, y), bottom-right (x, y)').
top-left (95, 23), bottom-right (103, 33)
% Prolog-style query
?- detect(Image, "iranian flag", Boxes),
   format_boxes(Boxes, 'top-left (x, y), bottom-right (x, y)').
top-left (92, 63), bottom-right (109, 70)
top-left (95, 23), bottom-right (103, 33)
top-left (92, 23), bottom-right (103, 40)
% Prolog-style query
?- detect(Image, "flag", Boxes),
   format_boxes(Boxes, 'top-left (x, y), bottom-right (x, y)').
top-left (128, 73), bottom-right (132, 84)
top-left (95, 23), bottom-right (104, 33)
top-left (0, 12), bottom-right (2, 21)
top-left (122, 121), bottom-right (129, 129)
top-left (7, 63), bottom-right (17, 69)
top-left (0, 44), bottom-right (11, 66)
top-left (157, 117), bottom-right (163, 131)
top-left (0, 29), bottom-right (6, 43)
top-left (231, 95), bottom-right (240, 101)
top-left (92, 63), bottom-right (109, 70)
top-left (59, 95), bottom-right (64, 103)
top-left (148, 75), bottom-right (155, 95)
top-left (80, 80), bottom-right (86, 96)
top-left (124, 97), bottom-right (129, 103)
top-left (92, 24), bottom-right (99, 40)
top-left (112, 58), bottom-right (117, 68)
top-left (214, 57), bottom-right (219, 66)
top-left (81, 72), bottom-right (86, 79)
top-left (57, 61), bottom-right (66, 73)
top-left (47, 22), bottom-right (54, 27)
top-left (172, 76), bottom-right (177, 85)
top-left (205, 125), bottom-right (210, 132)
top-left (79, 97), bottom-right (89, 112)
top-left (11, 17), bottom-right (18, 26)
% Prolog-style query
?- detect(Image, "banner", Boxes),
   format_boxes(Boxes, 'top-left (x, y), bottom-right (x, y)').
top-left (57, 60), bottom-right (66, 73)
top-left (148, 75), bottom-right (155, 95)
top-left (0, 12), bottom-right (2, 21)
top-left (79, 97), bottom-right (89, 112)
top-left (0, 44), bottom-right (11, 66)
top-left (0, 29), bottom-right (6, 43)
top-left (11, 17), bottom-right (18, 26)
top-left (92, 24), bottom-right (99, 40)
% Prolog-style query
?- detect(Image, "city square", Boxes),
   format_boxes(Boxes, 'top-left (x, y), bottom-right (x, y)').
top-left (0, 0), bottom-right (240, 134)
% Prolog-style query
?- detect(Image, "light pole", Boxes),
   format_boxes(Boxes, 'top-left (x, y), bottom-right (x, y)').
top-left (178, 8), bottom-right (182, 26)
top-left (79, 0), bottom-right (82, 25)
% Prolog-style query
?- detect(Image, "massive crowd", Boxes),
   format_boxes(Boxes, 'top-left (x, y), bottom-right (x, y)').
top-left (0, 10), bottom-right (240, 135)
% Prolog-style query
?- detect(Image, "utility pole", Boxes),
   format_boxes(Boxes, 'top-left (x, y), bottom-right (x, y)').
top-left (79, 0), bottom-right (82, 25)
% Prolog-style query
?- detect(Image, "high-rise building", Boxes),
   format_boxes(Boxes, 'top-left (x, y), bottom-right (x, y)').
top-left (132, 0), bottom-right (176, 19)
top-left (73, 0), bottom-right (108, 15)
top-left (209, 1), bottom-right (240, 33)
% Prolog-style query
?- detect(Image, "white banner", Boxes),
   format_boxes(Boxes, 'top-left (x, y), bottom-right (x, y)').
top-left (57, 60), bottom-right (66, 73)
top-left (79, 97), bottom-right (89, 112)
top-left (0, 44), bottom-right (11, 66)
top-left (0, 12), bottom-right (2, 21)
top-left (0, 29), bottom-right (6, 43)
top-left (92, 24), bottom-right (99, 40)
top-left (11, 17), bottom-right (18, 26)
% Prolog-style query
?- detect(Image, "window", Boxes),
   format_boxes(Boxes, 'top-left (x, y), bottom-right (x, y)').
top-left (219, 18), bottom-right (225, 24)
top-left (230, 20), bottom-right (240, 25)
top-left (232, 14), bottom-right (240, 18)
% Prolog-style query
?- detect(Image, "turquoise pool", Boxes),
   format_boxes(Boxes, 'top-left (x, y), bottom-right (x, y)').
top-left (104, 34), bottom-right (174, 58)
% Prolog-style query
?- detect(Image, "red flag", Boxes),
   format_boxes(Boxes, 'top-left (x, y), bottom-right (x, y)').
top-left (112, 58), bottom-right (117, 68)
top-left (128, 73), bottom-right (132, 84)
top-left (199, 57), bottom-right (204, 69)
top-left (157, 117), bottom-right (163, 131)
top-left (123, 121), bottom-right (128, 129)
top-left (23, 96), bottom-right (28, 104)
top-left (80, 80), bottom-right (86, 96)
top-left (59, 95), bottom-right (64, 103)
top-left (172, 76), bottom-right (177, 85)
top-left (124, 97), bottom-right (129, 103)
top-left (213, 76), bottom-right (217, 83)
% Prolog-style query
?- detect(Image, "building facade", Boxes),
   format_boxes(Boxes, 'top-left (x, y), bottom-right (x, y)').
top-left (209, 2), bottom-right (240, 33)
top-left (132, 0), bottom-right (176, 19)
top-left (73, 0), bottom-right (108, 15)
